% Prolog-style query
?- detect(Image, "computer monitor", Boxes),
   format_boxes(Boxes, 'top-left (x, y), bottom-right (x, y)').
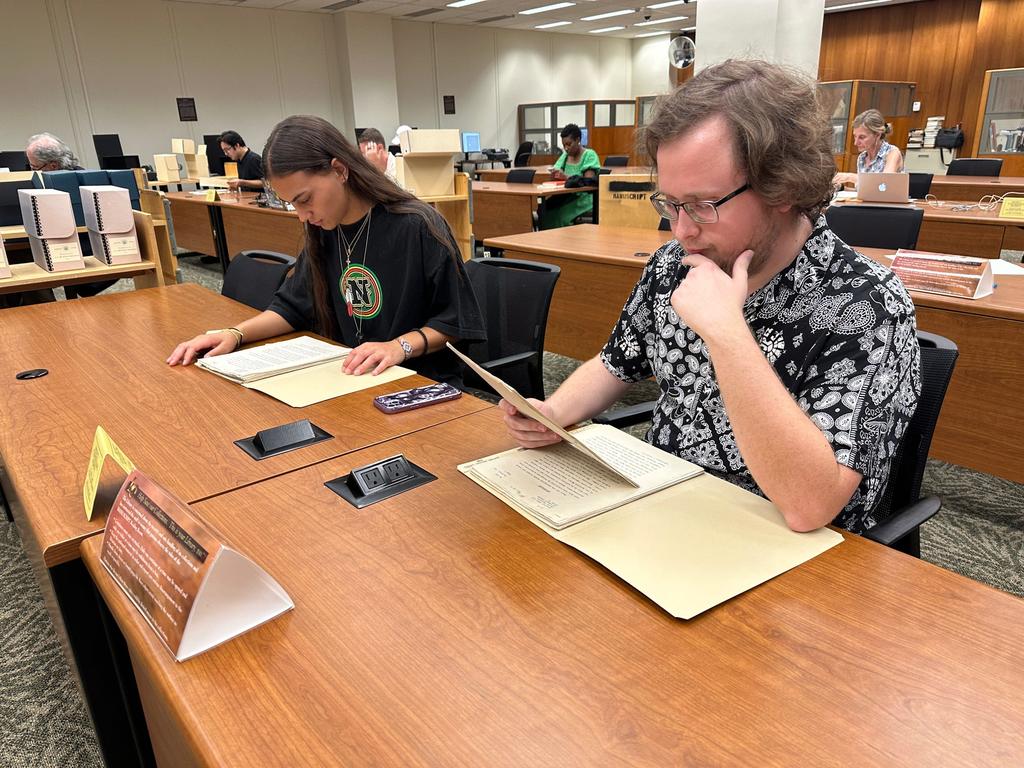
top-left (99, 155), bottom-right (141, 171)
top-left (0, 179), bottom-right (36, 226)
top-left (204, 134), bottom-right (229, 176)
top-left (93, 134), bottom-right (124, 161)
top-left (461, 132), bottom-right (482, 154)
top-left (580, 127), bottom-right (589, 146)
top-left (0, 151), bottom-right (29, 171)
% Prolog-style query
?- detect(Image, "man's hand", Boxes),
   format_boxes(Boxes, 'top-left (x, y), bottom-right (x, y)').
top-left (500, 399), bottom-right (563, 449)
top-left (671, 250), bottom-right (753, 343)
top-left (360, 142), bottom-right (389, 173)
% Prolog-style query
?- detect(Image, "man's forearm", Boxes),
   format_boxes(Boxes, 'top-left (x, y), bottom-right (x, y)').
top-left (705, 330), bottom-right (857, 531)
top-left (546, 356), bottom-right (632, 427)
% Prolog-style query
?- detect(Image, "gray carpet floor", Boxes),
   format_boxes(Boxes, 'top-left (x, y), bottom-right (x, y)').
top-left (3, 250), bottom-right (1022, 766)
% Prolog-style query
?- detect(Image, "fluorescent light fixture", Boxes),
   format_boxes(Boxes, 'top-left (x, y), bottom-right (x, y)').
top-left (589, 25), bottom-right (625, 32)
top-left (536, 20), bottom-right (572, 28)
top-left (581, 8), bottom-right (633, 20)
top-left (447, 0), bottom-right (487, 6)
top-left (827, 0), bottom-right (889, 10)
top-left (635, 14), bottom-right (688, 26)
top-left (634, 30), bottom-right (671, 37)
top-left (646, 0), bottom-right (686, 8)
top-left (521, 2), bottom-right (575, 15)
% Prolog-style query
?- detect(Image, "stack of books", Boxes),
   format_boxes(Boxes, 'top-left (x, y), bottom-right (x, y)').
top-left (906, 128), bottom-right (925, 150)
top-left (923, 116), bottom-right (945, 149)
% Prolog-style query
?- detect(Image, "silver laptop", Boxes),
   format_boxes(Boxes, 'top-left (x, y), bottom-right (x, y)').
top-left (857, 172), bottom-right (911, 204)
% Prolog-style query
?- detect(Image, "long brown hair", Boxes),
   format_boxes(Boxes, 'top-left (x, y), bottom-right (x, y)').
top-left (639, 59), bottom-right (835, 220)
top-left (263, 115), bottom-right (460, 338)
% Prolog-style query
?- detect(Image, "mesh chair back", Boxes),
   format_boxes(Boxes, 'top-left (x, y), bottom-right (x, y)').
top-left (222, 250), bottom-right (297, 310)
top-left (825, 205), bottom-right (924, 250)
top-left (908, 172), bottom-right (933, 199)
top-left (604, 155), bottom-right (629, 167)
top-left (462, 257), bottom-right (560, 399)
top-left (946, 158), bottom-right (1003, 177)
top-left (506, 168), bottom-right (536, 184)
top-left (872, 331), bottom-right (958, 521)
top-left (513, 142), bottom-right (533, 167)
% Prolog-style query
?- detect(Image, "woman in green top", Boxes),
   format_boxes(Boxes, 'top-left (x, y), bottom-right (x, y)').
top-left (541, 123), bottom-right (602, 229)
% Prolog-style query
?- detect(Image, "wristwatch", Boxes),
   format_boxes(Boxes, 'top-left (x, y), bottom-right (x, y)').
top-left (397, 337), bottom-right (413, 361)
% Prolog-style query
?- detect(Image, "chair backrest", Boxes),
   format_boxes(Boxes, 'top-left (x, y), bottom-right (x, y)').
top-left (222, 250), bottom-right (297, 310)
top-left (0, 150), bottom-right (29, 171)
top-left (506, 168), bottom-right (536, 184)
top-left (825, 205), bottom-right (924, 250)
top-left (462, 257), bottom-right (560, 399)
top-left (604, 155), bottom-right (629, 167)
top-left (513, 141), bottom-right (533, 167)
top-left (908, 172), bottom-right (933, 199)
top-left (872, 331), bottom-right (958, 521)
top-left (946, 158), bottom-right (1003, 177)
top-left (658, 217), bottom-right (672, 231)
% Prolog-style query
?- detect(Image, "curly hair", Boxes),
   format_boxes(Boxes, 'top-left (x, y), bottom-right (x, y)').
top-left (638, 59), bottom-right (835, 220)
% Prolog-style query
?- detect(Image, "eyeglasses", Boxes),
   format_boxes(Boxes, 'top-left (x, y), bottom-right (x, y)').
top-left (650, 183), bottom-right (751, 225)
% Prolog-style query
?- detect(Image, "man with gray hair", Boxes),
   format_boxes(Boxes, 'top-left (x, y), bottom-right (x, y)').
top-left (25, 133), bottom-right (82, 172)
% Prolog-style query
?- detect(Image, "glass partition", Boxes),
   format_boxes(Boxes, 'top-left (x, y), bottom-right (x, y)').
top-left (978, 68), bottom-right (1024, 155)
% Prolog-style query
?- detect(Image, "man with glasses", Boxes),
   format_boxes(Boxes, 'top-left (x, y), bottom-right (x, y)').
top-left (25, 133), bottom-right (83, 172)
top-left (501, 59), bottom-right (920, 536)
top-left (220, 130), bottom-right (264, 191)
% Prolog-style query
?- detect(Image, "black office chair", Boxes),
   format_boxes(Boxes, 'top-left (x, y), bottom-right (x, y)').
top-left (221, 250), bottom-right (296, 310)
top-left (513, 142), bottom-right (534, 168)
top-left (461, 257), bottom-right (560, 401)
top-left (946, 158), bottom-right (1003, 177)
top-left (592, 330), bottom-right (958, 557)
top-left (825, 205), bottom-right (924, 250)
top-left (506, 168), bottom-right (536, 184)
top-left (0, 150), bottom-right (29, 171)
top-left (908, 172), bottom-right (933, 199)
top-left (658, 217), bottom-right (672, 231)
top-left (604, 155), bottom-right (629, 167)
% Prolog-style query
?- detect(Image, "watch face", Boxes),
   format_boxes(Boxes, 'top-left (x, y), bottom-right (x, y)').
top-left (399, 338), bottom-right (413, 356)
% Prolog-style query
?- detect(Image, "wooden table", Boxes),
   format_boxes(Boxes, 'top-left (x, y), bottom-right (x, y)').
top-left (929, 174), bottom-right (1024, 201)
top-left (475, 166), bottom-right (652, 183)
top-left (0, 283), bottom-right (490, 765)
top-left (166, 175), bottom-right (474, 268)
top-left (81, 408), bottom-right (1024, 766)
top-left (485, 224), bottom-right (1024, 484)
top-left (472, 180), bottom-right (586, 242)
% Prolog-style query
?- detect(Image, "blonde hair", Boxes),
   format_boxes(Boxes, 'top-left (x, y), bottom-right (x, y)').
top-left (852, 109), bottom-right (890, 139)
top-left (639, 59), bottom-right (835, 220)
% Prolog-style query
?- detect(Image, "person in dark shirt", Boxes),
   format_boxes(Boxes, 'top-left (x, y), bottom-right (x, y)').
top-left (169, 115), bottom-right (485, 387)
top-left (501, 60), bottom-right (921, 535)
top-left (220, 130), bottom-right (264, 191)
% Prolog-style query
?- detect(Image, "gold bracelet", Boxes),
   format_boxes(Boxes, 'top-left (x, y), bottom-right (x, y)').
top-left (205, 328), bottom-right (244, 350)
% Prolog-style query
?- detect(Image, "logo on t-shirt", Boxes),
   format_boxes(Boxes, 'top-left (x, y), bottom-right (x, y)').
top-left (341, 264), bottom-right (382, 319)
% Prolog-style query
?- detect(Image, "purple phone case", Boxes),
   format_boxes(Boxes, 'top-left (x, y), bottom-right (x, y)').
top-left (373, 383), bottom-right (462, 413)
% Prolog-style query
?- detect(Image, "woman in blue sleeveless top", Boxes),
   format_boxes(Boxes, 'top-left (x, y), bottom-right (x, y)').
top-left (834, 109), bottom-right (904, 187)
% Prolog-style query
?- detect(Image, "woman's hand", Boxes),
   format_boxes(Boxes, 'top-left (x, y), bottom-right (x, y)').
top-left (549, 168), bottom-right (566, 181)
top-left (167, 332), bottom-right (237, 366)
top-left (833, 172), bottom-right (857, 188)
top-left (499, 398), bottom-right (563, 449)
top-left (343, 340), bottom-right (406, 376)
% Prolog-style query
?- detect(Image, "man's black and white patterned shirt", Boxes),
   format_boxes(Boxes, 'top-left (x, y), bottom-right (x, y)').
top-left (600, 217), bottom-right (921, 533)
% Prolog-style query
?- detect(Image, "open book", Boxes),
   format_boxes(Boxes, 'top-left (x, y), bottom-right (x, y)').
top-left (446, 343), bottom-right (703, 529)
top-left (197, 335), bottom-right (415, 407)
top-left (197, 336), bottom-right (347, 384)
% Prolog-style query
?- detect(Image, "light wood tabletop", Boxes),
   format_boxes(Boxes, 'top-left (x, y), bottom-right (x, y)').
top-left (929, 174), bottom-right (1024, 200)
top-left (0, 283), bottom-right (490, 567)
top-left (471, 180), bottom-right (583, 197)
top-left (475, 166), bottom-right (653, 183)
top-left (82, 407), bottom-right (1024, 767)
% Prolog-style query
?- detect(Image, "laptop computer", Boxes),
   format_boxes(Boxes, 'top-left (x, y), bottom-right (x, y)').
top-left (857, 172), bottom-right (911, 204)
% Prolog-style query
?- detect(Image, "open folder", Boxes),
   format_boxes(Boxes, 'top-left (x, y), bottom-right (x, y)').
top-left (449, 343), bottom-right (843, 619)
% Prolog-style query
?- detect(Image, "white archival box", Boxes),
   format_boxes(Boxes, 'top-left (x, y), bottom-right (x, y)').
top-left (18, 189), bottom-right (84, 272)
top-left (80, 185), bottom-right (141, 265)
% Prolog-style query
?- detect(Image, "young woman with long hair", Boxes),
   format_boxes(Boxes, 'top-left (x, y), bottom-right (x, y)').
top-left (168, 115), bottom-right (485, 386)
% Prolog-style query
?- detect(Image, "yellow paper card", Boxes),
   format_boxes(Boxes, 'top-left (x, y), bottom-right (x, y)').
top-left (205, 189), bottom-right (218, 202)
top-left (83, 426), bottom-right (137, 520)
top-left (999, 197), bottom-right (1024, 219)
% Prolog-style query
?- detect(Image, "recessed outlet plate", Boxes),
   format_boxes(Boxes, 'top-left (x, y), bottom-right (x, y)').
top-left (325, 454), bottom-right (436, 508)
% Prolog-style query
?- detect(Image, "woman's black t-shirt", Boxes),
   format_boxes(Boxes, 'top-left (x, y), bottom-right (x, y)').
top-left (267, 204), bottom-right (485, 386)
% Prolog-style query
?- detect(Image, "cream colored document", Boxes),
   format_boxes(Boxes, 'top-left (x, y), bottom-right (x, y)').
top-left (446, 343), bottom-right (639, 487)
top-left (197, 336), bottom-right (347, 384)
top-left (458, 424), bottom-right (702, 529)
top-left (244, 360), bottom-right (415, 407)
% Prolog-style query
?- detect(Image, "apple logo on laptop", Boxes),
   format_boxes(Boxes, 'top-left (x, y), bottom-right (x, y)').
top-left (879, 183), bottom-right (887, 192)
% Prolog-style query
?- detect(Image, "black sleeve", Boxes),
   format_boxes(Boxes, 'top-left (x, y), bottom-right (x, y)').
top-left (266, 250), bottom-right (315, 331)
top-left (419, 216), bottom-right (486, 342)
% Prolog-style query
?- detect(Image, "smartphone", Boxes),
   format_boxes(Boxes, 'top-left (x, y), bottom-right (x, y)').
top-left (373, 382), bottom-right (462, 413)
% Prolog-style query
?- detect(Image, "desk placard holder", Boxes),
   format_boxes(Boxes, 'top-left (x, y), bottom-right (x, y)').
top-left (235, 418), bottom-right (332, 461)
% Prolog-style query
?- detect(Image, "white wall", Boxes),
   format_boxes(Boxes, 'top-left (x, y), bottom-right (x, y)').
top-left (343, 12), bottom-right (400, 137)
top-left (632, 35), bottom-right (674, 98)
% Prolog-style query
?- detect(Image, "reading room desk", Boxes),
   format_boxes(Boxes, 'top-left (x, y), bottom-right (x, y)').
top-left (81, 407), bottom-right (1024, 767)
top-left (475, 166), bottom-right (652, 183)
top-left (484, 225), bottom-right (1024, 485)
top-left (0, 282), bottom-right (490, 765)
top-left (928, 174), bottom-right (1024, 201)
top-left (471, 180), bottom-right (586, 242)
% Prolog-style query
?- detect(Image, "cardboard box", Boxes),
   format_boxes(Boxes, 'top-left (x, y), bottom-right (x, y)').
top-left (38, 170), bottom-right (86, 225)
top-left (399, 129), bottom-right (461, 155)
top-left (184, 154), bottom-right (209, 178)
top-left (171, 138), bottom-right (196, 155)
top-left (18, 188), bottom-right (85, 271)
top-left (394, 155), bottom-right (455, 197)
top-left (80, 185), bottom-right (140, 265)
top-left (223, 161), bottom-right (238, 178)
top-left (153, 154), bottom-right (182, 182)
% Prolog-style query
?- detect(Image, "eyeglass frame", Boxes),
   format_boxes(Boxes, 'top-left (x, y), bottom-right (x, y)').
top-left (650, 182), bottom-right (751, 224)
